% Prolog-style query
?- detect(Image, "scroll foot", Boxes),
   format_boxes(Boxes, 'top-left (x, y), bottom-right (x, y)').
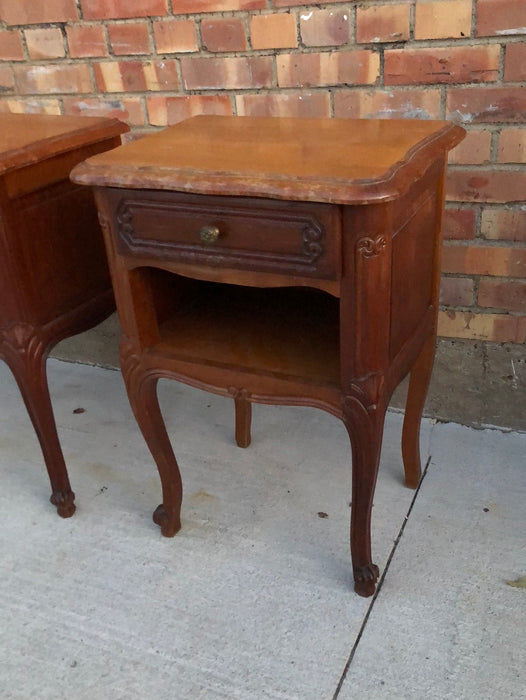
top-left (353, 563), bottom-right (380, 597)
top-left (50, 489), bottom-right (76, 518)
top-left (153, 503), bottom-right (181, 537)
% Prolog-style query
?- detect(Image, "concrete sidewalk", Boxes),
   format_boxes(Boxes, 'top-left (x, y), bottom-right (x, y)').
top-left (0, 359), bottom-right (524, 699)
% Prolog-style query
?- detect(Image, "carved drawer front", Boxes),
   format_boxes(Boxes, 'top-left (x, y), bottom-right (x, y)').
top-left (108, 189), bottom-right (341, 280)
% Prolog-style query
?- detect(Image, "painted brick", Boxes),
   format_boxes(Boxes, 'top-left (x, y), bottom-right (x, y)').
top-left (236, 92), bottom-right (331, 118)
top-left (25, 28), bottom-right (66, 60)
top-left (385, 45), bottom-right (500, 85)
top-left (94, 60), bottom-right (179, 92)
top-left (442, 208), bottom-right (477, 240)
top-left (66, 25), bottom-right (108, 58)
top-left (63, 96), bottom-right (145, 125)
top-left (300, 9), bottom-right (350, 47)
top-left (277, 51), bottom-right (379, 88)
top-left (250, 13), bottom-right (298, 50)
top-left (14, 64), bottom-right (93, 94)
top-left (414, 0), bottom-right (472, 40)
top-left (439, 277), bottom-right (475, 306)
top-left (153, 20), bottom-right (198, 54)
top-left (0, 30), bottom-right (25, 61)
top-left (447, 170), bottom-right (526, 203)
top-left (478, 280), bottom-right (526, 313)
top-left (0, 0), bottom-right (78, 25)
top-left (108, 22), bottom-right (151, 56)
top-left (481, 209), bottom-right (526, 241)
top-left (441, 244), bottom-right (526, 277)
top-left (181, 56), bottom-right (273, 90)
top-left (476, 0), bottom-right (526, 37)
top-left (448, 129), bottom-right (492, 164)
top-left (356, 4), bottom-right (410, 44)
top-left (81, 0), bottom-right (168, 20)
top-left (438, 310), bottom-right (526, 343)
top-left (333, 88), bottom-right (441, 120)
top-left (0, 66), bottom-right (14, 92)
top-left (147, 95), bottom-right (232, 126)
top-left (447, 87), bottom-right (526, 123)
top-left (201, 18), bottom-right (247, 52)
top-left (170, 0), bottom-right (265, 13)
top-left (504, 43), bottom-right (526, 82)
top-left (0, 98), bottom-right (62, 114)
top-left (498, 128), bottom-right (526, 163)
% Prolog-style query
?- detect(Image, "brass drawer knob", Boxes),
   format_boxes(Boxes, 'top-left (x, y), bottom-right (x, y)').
top-left (199, 225), bottom-right (221, 244)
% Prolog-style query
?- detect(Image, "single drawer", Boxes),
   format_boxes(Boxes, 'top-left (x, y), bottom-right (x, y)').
top-left (106, 189), bottom-right (341, 280)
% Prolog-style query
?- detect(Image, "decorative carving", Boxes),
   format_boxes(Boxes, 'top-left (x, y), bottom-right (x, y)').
top-left (0, 323), bottom-right (47, 372)
top-left (344, 372), bottom-right (385, 414)
top-left (301, 222), bottom-right (324, 263)
top-left (353, 564), bottom-right (380, 597)
top-left (116, 202), bottom-right (134, 240)
top-left (97, 211), bottom-right (111, 236)
top-left (357, 234), bottom-right (387, 258)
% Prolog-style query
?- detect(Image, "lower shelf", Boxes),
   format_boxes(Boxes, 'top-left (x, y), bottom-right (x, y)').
top-left (154, 282), bottom-right (341, 388)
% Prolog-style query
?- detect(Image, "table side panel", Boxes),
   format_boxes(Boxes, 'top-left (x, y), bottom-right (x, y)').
top-left (5, 180), bottom-right (112, 327)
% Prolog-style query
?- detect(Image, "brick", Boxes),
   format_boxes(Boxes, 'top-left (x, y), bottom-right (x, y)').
top-left (0, 66), bottom-right (14, 92)
top-left (14, 64), bottom-right (93, 94)
top-left (356, 4), bottom-right (410, 44)
top-left (0, 98), bottom-right (62, 114)
top-left (63, 96), bottom-right (145, 126)
top-left (25, 28), bottom-right (66, 60)
top-left (236, 92), bottom-right (331, 118)
top-left (81, 0), bottom-right (168, 20)
top-left (0, 0), bottom-right (78, 25)
top-left (447, 87), bottom-right (526, 123)
top-left (442, 208), bottom-right (477, 240)
top-left (476, 0), bottom-right (526, 37)
top-left (414, 0), bottom-right (472, 40)
top-left (437, 310), bottom-right (526, 343)
top-left (439, 277), bottom-right (475, 306)
top-left (0, 30), bottom-right (24, 61)
top-left (181, 56), bottom-right (273, 90)
top-left (108, 22), bottom-right (151, 55)
top-left (153, 20), bottom-right (198, 54)
top-left (273, 0), bottom-right (349, 6)
top-left (448, 130), bottom-right (492, 165)
top-left (481, 209), bottom-right (526, 242)
top-left (250, 13), bottom-right (298, 50)
top-left (441, 244), bottom-right (526, 277)
top-left (504, 43), bottom-right (526, 82)
top-left (277, 51), bottom-right (379, 88)
top-left (202, 18), bottom-right (247, 52)
top-left (498, 128), bottom-right (526, 163)
top-left (385, 45), bottom-right (500, 85)
top-left (147, 95), bottom-right (232, 126)
top-left (300, 9), bottom-right (350, 47)
top-left (66, 25), bottom-right (108, 58)
top-left (478, 280), bottom-right (526, 313)
top-left (170, 0), bottom-right (265, 12)
top-left (447, 170), bottom-right (526, 204)
top-left (334, 88), bottom-right (441, 119)
top-left (94, 60), bottom-right (179, 92)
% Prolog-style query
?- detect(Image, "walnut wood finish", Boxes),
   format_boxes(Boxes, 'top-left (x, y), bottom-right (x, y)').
top-left (72, 115), bottom-right (464, 595)
top-left (0, 114), bottom-right (128, 516)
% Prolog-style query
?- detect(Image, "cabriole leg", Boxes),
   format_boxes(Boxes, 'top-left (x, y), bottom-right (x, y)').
top-left (120, 339), bottom-right (183, 537)
top-left (402, 334), bottom-right (436, 489)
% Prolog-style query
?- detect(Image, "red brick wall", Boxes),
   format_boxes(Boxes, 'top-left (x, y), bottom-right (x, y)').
top-left (1, 0), bottom-right (524, 344)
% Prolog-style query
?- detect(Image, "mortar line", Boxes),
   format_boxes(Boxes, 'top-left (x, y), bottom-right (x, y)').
top-left (332, 452), bottom-right (433, 699)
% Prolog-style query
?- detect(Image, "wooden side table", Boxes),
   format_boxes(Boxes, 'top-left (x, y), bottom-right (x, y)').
top-left (72, 116), bottom-right (463, 595)
top-left (0, 114), bottom-right (128, 517)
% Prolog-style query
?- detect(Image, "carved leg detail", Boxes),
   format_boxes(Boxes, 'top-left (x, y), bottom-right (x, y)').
top-left (120, 339), bottom-right (182, 537)
top-left (343, 394), bottom-right (387, 597)
top-left (1, 324), bottom-right (75, 517)
top-left (232, 388), bottom-right (252, 448)
top-left (402, 334), bottom-right (435, 489)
